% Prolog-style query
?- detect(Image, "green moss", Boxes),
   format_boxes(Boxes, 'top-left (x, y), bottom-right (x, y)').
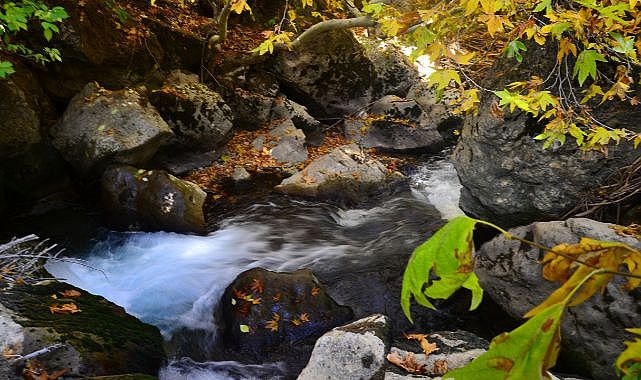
top-left (0, 281), bottom-right (165, 376)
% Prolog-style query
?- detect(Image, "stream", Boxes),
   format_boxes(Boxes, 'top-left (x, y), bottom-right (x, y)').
top-left (42, 152), bottom-right (465, 379)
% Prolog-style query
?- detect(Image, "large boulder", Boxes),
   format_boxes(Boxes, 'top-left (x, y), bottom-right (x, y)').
top-left (51, 83), bottom-right (173, 177)
top-left (149, 71), bottom-right (234, 173)
top-left (474, 218), bottom-right (641, 379)
top-left (101, 165), bottom-right (206, 234)
top-left (275, 144), bottom-right (406, 204)
top-left (453, 43), bottom-right (641, 227)
top-left (270, 29), bottom-right (379, 116)
top-left (298, 314), bottom-right (390, 380)
top-left (252, 120), bottom-right (308, 166)
top-left (344, 95), bottom-right (444, 152)
top-left (218, 268), bottom-right (353, 360)
top-left (0, 281), bottom-right (165, 378)
top-left (360, 39), bottom-right (420, 98)
top-left (0, 64), bottom-right (70, 206)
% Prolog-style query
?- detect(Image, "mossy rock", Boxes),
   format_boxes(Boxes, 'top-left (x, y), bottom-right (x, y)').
top-left (0, 281), bottom-right (165, 377)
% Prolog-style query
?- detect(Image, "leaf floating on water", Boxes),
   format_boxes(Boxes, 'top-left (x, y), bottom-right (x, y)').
top-left (239, 324), bottom-right (250, 333)
top-left (49, 303), bottom-right (81, 315)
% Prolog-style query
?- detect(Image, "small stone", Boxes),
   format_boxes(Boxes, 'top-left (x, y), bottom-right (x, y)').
top-left (232, 167), bottom-right (251, 183)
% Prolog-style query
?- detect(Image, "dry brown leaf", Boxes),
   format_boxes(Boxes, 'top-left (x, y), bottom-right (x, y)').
top-left (432, 359), bottom-right (449, 376)
top-left (250, 279), bottom-right (264, 293)
top-left (386, 351), bottom-right (428, 375)
top-left (405, 333), bottom-right (439, 356)
top-left (291, 318), bottom-right (302, 326)
top-left (49, 303), bottom-right (81, 315)
top-left (59, 290), bottom-right (81, 298)
top-left (310, 287), bottom-right (320, 297)
top-left (299, 313), bottom-right (310, 323)
top-left (251, 297), bottom-right (262, 305)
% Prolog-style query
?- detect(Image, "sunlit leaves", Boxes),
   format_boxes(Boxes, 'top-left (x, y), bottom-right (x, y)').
top-left (444, 303), bottom-right (565, 380)
top-left (0, 61), bottom-right (15, 78)
top-left (427, 70), bottom-right (461, 91)
top-left (229, 0), bottom-right (251, 14)
top-left (401, 216), bottom-right (483, 323)
top-left (504, 40), bottom-right (527, 62)
top-left (251, 32), bottom-right (292, 55)
top-left (494, 89), bottom-right (532, 113)
top-left (525, 238), bottom-right (641, 317)
top-left (573, 49), bottom-right (607, 86)
top-left (617, 328), bottom-right (641, 377)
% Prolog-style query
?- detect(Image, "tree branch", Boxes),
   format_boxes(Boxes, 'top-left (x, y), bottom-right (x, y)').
top-left (283, 15), bottom-right (377, 50)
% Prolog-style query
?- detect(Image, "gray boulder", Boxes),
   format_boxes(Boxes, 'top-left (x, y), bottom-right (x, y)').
top-left (452, 43), bottom-right (641, 227)
top-left (271, 29), bottom-right (378, 115)
top-left (298, 314), bottom-right (390, 380)
top-left (252, 120), bottom-right (308, 166)
top-left (475, 218), bottom-right (641, 379)
top-left (360, 39), bottom-right (420, 98)
top-left (345, 95), bottom-right (444, 152)
top-left (271, 97), bottom-right (324, 146)
top-left (0, 281), bottom-right (164, 378)
top-left (149, 71), bottom-right (234, 150)
top-left (101, 165), bottom-right (206, 234)
top-left (406, 82), bottom-right (463, 144)
top-left (51, 83), bottom-right (173, 177)
top-left (275, 144), bottom-right (406, 204)
top-left (149, 71), bottom-right (234, 173)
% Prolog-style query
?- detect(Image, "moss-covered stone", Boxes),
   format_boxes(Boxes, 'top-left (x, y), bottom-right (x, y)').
top-left (0, 281), bottom-right (165, 377)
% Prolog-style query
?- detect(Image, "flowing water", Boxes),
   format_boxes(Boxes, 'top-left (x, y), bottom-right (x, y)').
top-left (44, 153), bottom-right (464, 379)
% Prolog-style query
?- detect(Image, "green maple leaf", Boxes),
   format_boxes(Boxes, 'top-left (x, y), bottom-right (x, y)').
top-left (573, 49), bottom-right (607, 86)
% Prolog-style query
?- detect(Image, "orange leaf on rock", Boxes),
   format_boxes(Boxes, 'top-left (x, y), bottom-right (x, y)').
top-left (387, 351), bottom-right (428, 375)
top-left (405, 333), bottom-right (439, 356)
top-left (59, 290), bottom-right (81, 298)
top-left (49, 303), bottom-right (81, 315)
top-left (250, 279), bottom-right (264, 293)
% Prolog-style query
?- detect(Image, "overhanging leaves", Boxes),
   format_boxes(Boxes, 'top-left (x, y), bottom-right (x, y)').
top-left (617, 328), bottom-right (641, 376)
top-left (401, 216), bottom-right (483, 323)
top-left (443, 302), bottom-right (565, 380)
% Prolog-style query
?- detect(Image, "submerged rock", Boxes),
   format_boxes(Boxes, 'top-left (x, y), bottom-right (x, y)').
top-left (101, 165), bottom-right (206, 234)
top-left (475, 218), bottom-right (641, 379)
top-left (0, 281), bottom-right (165, 378)
top-left (345, 95), bottom-right (444, 152)
top-left (218, 268), bottom-right (353, 360)
top-left (298, 314), bottom-right (390, 380)
top-left (51, 83), bottom-right (173, 177)
top-left (275, 144), bottom-right (406, 204)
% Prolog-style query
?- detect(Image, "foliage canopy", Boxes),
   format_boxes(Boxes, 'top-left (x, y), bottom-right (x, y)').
top-left (0, 1), bottom-right (68, 78)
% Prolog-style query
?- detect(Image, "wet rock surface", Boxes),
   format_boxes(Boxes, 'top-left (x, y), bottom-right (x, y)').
top-left (218, 268), bottom-right (353, 360)
top-left (475, 218), bottom-right (641, 379)
top-left (101, 165), bottom-right (206, 233)
top-left (0, 281), bottom-right (165, 378)
top-left (275, 144), bottom-right (407, 204)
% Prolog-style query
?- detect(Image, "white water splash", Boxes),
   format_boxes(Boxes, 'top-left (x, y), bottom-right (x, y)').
top-left (410, 157), bottom-right (464, 220)
top-left (46, 224), bottom-right (348, 337)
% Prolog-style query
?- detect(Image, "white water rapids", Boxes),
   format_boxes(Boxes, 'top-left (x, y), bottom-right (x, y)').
top-left (45, 154), bottom-right (463, 380)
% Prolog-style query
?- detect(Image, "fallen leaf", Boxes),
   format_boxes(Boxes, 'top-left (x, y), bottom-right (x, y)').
top-left (233, 289), bottom-right (248, 299)
top-left (311, 287), bottom-right (320, 297)
top-left (299, 313), bottom-right (310, 322)
top-left (251, 297), bottom-right (262, 305)
top-left (59, 290), bottom-right (81, 298)
top-left (433, 359), bottom-right (448, 376)
top-left (250, 279), bottom-right (264, 293)
top-left (49, 303), bottom-right (81, 315)
top-left (272, 292), bottom-right (282, 302)
top-left (405, 333), bottom-right (439, 356)
top-left (291, 318), bottom-right (302, 326)
top-left (239, 324), bottom-right (250, 333)
top-left (387, 351), bottom-right (428, 375)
